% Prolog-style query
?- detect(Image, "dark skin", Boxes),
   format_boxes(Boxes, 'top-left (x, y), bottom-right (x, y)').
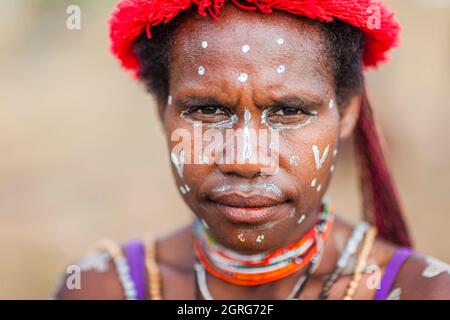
top-left (56, 5), bottom-right (450, 300)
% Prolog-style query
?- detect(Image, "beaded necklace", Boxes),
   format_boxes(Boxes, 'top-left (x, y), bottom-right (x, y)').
top-left (193, 200), bottom-right (334, 287)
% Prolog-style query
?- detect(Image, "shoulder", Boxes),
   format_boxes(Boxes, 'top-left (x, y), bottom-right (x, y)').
top-left (53, 239), bottom-right (137, 300)
top-left (390, 251), bottom-right (450, 300)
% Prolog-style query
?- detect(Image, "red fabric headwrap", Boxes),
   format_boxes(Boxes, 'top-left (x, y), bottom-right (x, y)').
top-left (108, 0), bottom-right (412, 247)
top-left (109, 0), bottom-right (400, 78)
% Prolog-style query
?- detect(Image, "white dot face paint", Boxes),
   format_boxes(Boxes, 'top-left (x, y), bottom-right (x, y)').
top-left (317, 184), bottom-right (322, 192)
top-left (312, 144), bottom-right (330, 170)
top-left (170, 149), bottom-right (185, 179)
top-left (297, 214), bottom-right (306, 225)
top-left (237, 233), bottom-right (246, 242)
top-left (277, 37), bottom-right (284, 45)
top-left (198, 66), bottom-right (205, 76)
top-left (330, 164), bottom-right (335, 173)
top-left (179, 185), bottom-right (187, 194)
top-left (201, 40), bottom-right (208, 49)
top-left (276, 65), bottom-right (286, 74)
top-left (238, 73), bottom-right (248, 83)
top-left (333, 148), bottom-right (338, 158)
top-left (167, 95), bottom-right (172, 105)
top-left (329, 99), bottom-right (335, 109)
top-left (310, 178), bottom-right (317, 188)
top-left (242, 44), bottom-right (250, 53)
top-left (256, 235), bottom-right (265, 243)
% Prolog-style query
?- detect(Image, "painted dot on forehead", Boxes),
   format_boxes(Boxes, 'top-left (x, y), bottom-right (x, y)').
top-left (242, 44), bottom-right (250, 53)
top-left (277, 65), bottom-right (286, 74)
top-left (277, 37), bottom-right (284, 45)
top-left (238, 72), bottom-right (248, 83)
top-left (201, 40), bottom-right (208, 49)
top-left (198, 66), bottom-right (205, 76)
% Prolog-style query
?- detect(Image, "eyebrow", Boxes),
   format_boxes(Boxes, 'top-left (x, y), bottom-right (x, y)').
top-left (174, 95), bottom-right (234, 109)
top-left (265, 95), bottom-right (325, 110)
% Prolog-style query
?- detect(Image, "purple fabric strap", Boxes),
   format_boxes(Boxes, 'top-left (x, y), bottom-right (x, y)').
top-left (373, 247), bottom-right (413, 300)
top-left (123, 240), bottom-right (147, 300)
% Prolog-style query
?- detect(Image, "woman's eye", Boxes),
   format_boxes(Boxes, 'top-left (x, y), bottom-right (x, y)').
top-left (181, 105), bottom-right (233, 125)
top-left (274, 107), bottom-right (302, 116)
top-left (265, 106), bottom-right (317, 128)
top-left (198, 106), bottom-right (223, 115)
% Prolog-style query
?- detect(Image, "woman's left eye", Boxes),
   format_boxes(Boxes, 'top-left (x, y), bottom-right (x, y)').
top-left (273, 107), bottom-right (304, 116)
top-left (265, 105), bottom-right (318, 128)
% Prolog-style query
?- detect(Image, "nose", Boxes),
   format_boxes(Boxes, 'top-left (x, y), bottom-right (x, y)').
top-left (216, 107), bottom-right (277, 178)
top-left (217, 162), bottom-right (265, 179)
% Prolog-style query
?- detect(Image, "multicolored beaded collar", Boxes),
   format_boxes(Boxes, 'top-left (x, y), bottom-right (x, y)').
top-left (193, 200), bottom-right (335, 286)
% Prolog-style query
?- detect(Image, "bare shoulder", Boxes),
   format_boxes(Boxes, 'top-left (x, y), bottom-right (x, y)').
top-left (391, 251), bottom-right (450, 300)
top-left (53, 249), bottom-right (124, 300)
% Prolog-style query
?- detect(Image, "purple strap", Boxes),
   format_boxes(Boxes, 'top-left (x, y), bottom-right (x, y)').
top-left (123, 240), bottom-right (147, 300)
top-left (373, 247), bottom-right (413, 300)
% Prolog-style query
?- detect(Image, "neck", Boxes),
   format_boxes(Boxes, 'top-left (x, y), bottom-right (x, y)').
top-left (193, 200), bottom-right (335, 287)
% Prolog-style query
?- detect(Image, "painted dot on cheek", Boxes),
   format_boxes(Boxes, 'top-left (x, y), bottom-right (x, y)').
top-left (311, 178), bottom-right (317, 188)
top-left (198, 66), bottom-right (205, 76)
top-left (238, 73), bottom-right (248, 83)
top-left (201, 40), bottom-right (208, 49)
top-left (276, 65), bottom-right (286, 74)
top-left (242, 44), bottom-right (250, 53)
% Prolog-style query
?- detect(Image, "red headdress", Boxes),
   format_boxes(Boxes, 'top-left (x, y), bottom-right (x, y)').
top-left (108, 0), bottom-right (412, 247)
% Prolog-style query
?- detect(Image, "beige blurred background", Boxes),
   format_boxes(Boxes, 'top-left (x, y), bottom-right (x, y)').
top-left (0, 0), bottom-right (449, 299)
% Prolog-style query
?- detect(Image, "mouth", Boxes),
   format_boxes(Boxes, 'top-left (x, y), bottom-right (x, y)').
top-left (205, 184), bottom-right (291, 226)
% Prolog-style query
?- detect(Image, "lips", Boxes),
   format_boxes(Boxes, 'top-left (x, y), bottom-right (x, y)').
top-left (205, 185), bottom-right (289, 225)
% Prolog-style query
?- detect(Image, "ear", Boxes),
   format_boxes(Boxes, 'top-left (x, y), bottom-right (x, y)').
top-left (339, 95), bottom-right (361, 140)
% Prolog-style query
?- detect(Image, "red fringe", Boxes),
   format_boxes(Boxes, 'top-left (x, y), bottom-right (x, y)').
top-left (354, 89), bottom-right (413, 247)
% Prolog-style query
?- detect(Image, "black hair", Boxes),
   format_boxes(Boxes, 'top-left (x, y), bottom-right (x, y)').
top-left (132, 8), bottom-right (364, 107)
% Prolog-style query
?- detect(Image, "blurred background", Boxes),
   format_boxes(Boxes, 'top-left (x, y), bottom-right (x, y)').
top-left (0, 0), bottom-right (449, 299)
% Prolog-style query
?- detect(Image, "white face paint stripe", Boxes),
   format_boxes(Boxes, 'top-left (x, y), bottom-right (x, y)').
top-left (329, 99), bottom-right (335, 109)
top-left (316, 184), bottom-right (322, 192)
top-left (243, 108), bottom-right (252, 162)
top-left (311, 178), bottom-right (317, 188)
top-left (312, 144), bottom-right (330, 170)
top-left (167, 95), bottom-right (172, 105)
top-left (297, 214), bottom-right (306, 224)
top-left (171, 149), bottom-right (185, 178)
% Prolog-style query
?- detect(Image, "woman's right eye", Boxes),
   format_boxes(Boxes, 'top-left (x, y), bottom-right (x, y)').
top-left (181, 105), bottom-right (233, 124)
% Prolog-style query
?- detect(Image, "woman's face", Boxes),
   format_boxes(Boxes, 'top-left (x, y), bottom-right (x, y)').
top-left (161, 5), bottom-right (359, 254)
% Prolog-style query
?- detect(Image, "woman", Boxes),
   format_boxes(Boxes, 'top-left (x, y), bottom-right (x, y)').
top-left (55, 0), bottom-right (450, 300)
